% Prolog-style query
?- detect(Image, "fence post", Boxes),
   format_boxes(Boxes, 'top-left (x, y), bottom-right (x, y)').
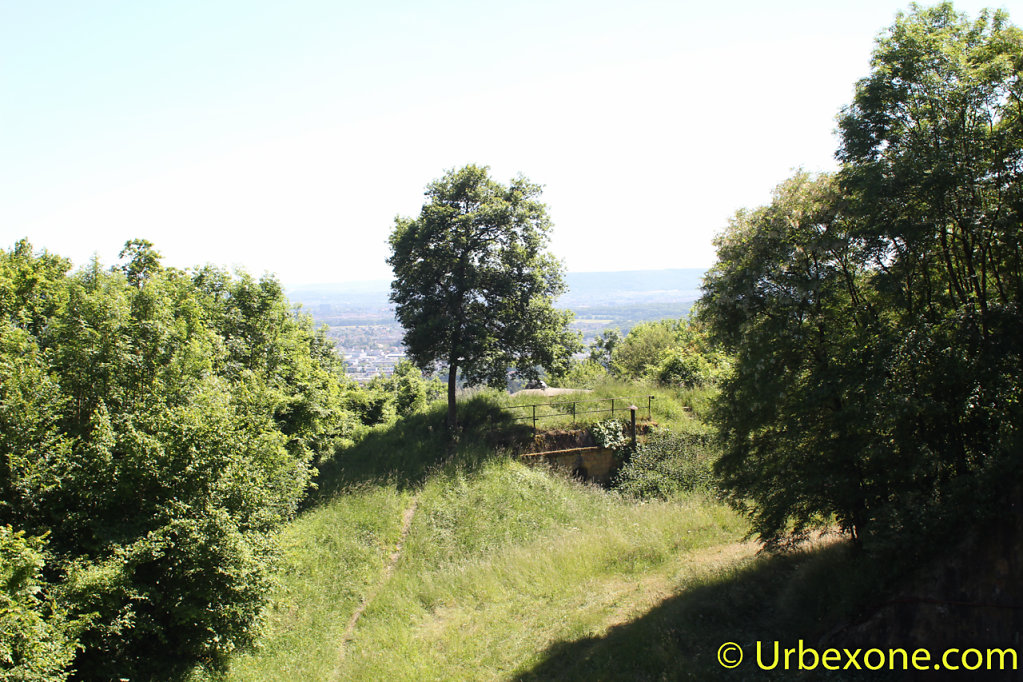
top-left (571, 401), bottom-right (576, 423)
top-left (611, 398), bottom-right (615, 418)
top-left (630, 405), bottom-right (637, 449)
top-left (532, 404), bottom-right (537, 433)
top-left (648, 395), bottom-right (653, 420)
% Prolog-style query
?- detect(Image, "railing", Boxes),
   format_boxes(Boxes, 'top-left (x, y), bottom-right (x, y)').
top-left (506, 395), bottom-right (654, 432)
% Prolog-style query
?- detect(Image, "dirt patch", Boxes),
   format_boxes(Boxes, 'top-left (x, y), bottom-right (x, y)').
top-left (529, 428), bottom-right (596, 453)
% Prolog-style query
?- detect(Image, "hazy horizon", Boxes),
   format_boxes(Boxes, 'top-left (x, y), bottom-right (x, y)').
top-left (286, 265), bottom-right (707, 291)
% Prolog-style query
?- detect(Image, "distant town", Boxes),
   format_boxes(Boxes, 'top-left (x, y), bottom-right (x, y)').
top-left (289, 268), bottom-right (705, 382)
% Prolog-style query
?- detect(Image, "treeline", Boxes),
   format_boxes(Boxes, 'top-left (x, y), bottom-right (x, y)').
top-left (0, 240), bottom-right (436, 679)
top-left (553, 316), bottom-right (728, 391)
top-left (699, 4), bottom-right (1023, 551)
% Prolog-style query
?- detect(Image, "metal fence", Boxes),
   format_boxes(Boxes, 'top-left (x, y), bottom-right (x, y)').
top-left (506, 395), bottom-right (654, 432)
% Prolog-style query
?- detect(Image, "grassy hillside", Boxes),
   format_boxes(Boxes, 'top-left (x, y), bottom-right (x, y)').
top-left (191, 392), bottom-right (889, 681)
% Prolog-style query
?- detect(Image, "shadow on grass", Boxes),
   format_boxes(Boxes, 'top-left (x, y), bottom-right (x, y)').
top-left (307, 393), bottom-right (534, 505)
top-left (514, 540), bottom-right (900, 682)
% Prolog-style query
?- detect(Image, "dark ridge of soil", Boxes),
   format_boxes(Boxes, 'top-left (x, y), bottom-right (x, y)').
top-left (821, 490), bottom-right (1023, 680)
top-left (485, 421), bottom-right (656, 455)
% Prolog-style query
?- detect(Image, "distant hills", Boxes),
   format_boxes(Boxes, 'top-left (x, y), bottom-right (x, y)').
top-left (289, 268), bottom-right (709, 375)
top-left (287, 268), bottom-right (708, 312)
top-left (560, 268), bottom-right (705, 307)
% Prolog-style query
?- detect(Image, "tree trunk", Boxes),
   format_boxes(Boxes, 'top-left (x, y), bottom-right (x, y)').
top-left (447, 362), bottom-right (458, 432)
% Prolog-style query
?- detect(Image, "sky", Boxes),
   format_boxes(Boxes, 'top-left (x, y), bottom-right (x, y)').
top-left (1, 0), bottom-right (1011, 286)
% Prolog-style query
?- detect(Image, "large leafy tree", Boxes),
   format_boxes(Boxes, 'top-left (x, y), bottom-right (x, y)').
top-left (701, 173), bottom-right (877, 546)
top-left (0, 239), bottom-right (359, 679)
top-left (388, 164), bottom-right (580, 429)
top-left (701, 4), bottom-right (1023, 549)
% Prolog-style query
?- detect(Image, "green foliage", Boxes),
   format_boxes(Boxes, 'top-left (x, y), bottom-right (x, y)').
top-left (614, 428), bottom-right (717, 500)
top-left (608, 316), bottom-right (728, 390)
top-left (118, 238), bottom-right (163, 288)
top-left (0, 240), bottom-right (359, 678)
top-left (366, 360), bottom-right (443, 418)
top-left (701, 4), bottom-right (1023, 549)
top-left (344, 386), bottom-right (397, 426)
top-left (549, 358), bottom-right (609, 389)
top-left (610, 319), bottom-right (678, 380)
top-left (0, 526), bottom-right (76, 681)
top-left (387, 164), bottom-right (581, 428)
top-left (654, 349), bottom-right (713, 390)
top-left (587, 327), bottom-right (621, 370)
top-left (590, 418), bottom-right (629, 451)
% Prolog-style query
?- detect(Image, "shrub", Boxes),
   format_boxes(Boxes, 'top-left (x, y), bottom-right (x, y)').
top-left (611, 320), bottom-right (679, 380)
top-left (0, 240), bottom-right (358, 677)
top-left (655, 349), bottom-right (712, 389)
top-left (367, 360), bottom-right (443, 417)
top-left (0, 526), bottom-right (76, 681)
top-left (590, 418), bottom-right (629, 451)
top-left (614, 429), bottom-right (717, 500)
top-left (550, 358), bottom-right (608, 389)
top-left (345, 386), bottom-right (397, 425)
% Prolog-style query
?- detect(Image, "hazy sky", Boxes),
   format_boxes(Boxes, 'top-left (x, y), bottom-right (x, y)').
top-left (1, 0), bottom-right (1010, 286)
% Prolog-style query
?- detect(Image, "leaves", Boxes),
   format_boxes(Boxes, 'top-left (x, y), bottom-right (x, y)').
top-left (388, 164), bottom-right (581, 426)
top-left (701, 5), bottom-right (1023, 551)
top-left (0, 240), bottom-right (359, 678)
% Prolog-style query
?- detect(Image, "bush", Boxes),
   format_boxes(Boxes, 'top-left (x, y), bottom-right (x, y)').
top-left (62, 511), bottom-right (276, 679)
top-left (614, 429), bottom-right (717, 500)
top-left (590, 418), bottom-right (629, 451)
top-left (550, 358), bottom-right (608, 389)
top-left (611, 320), bottom-right (678, 380)
top-left (345, 386), bottom-right (397, 425)
top-left (655, 350), bottom-right (712, 389)
top-left (366, 360), bottom-right (443, 417)
top-left (0, 240), bottom-right (359, 677)
top-left (0, 526), bottom-right (76, 681)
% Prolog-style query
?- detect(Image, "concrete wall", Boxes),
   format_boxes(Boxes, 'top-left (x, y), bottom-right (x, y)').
top-left (519, 447), bottom-right (620, 484)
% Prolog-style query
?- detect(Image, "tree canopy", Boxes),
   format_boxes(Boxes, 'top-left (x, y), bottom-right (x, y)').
top-left (0, 240), bottom-right (363, 678)
top-left (700, 3), bottom-right (1023, 550)
top-left (388, 164), bottom-right (580, 428)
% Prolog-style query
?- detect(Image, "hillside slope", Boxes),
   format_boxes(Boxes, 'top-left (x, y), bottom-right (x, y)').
top-left (194, 398), bottom-right (900, 681)
top-left (213, 453), bottom-right (748, 680)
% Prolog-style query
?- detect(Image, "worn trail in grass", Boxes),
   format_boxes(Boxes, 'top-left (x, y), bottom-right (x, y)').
top-left (211, 395), bottom-right (881, 681)
top-left (217, 449), bottom-right (750, 680)
top-left (336, 493), bottom-right (419, 667)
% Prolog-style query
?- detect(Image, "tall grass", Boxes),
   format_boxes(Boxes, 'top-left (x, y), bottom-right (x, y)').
top-left (496, 380), bottom-right (713, 432)
top-left (197, 484), bottom-right (412, 681)
top-left (331, 459), bottom-right (746, 680)
top-left (197, 386), bottom-right (887, 681)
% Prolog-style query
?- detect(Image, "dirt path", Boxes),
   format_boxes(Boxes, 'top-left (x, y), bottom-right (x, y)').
top-left (335, 495), bottom-right (419, 671)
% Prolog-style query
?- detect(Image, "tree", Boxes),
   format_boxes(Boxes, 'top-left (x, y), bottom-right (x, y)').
top-left (610, 320), bottom-right (680, 380)
top-left (700, 173), bottom-right (872, 546)
top-left (0, 526), bottom-right (75, 681)
top-left (700, 4), bottom-right (1023, 550)
top-left (587, 328), bottom-right (621, 370)
top-left (0, 239), bottom-right (361, 678)
top-left (388, 164), bottom-right (580, 429)
top-left (367, 360), bottom-right (444, 417)
top-left (117, 238), bottom-right (162, 288)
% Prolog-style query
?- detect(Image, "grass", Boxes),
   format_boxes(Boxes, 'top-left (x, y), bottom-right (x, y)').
top-left (205, 484), bottom-right (413, 681)
top-left (340, 473), bottom-right (746, 680)
top-left (488, 380), bottom-right (713, 433)
top-left (194, 390), bottom-right (890, 681)
top-left (517, 531), bottom-right (904, 681)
